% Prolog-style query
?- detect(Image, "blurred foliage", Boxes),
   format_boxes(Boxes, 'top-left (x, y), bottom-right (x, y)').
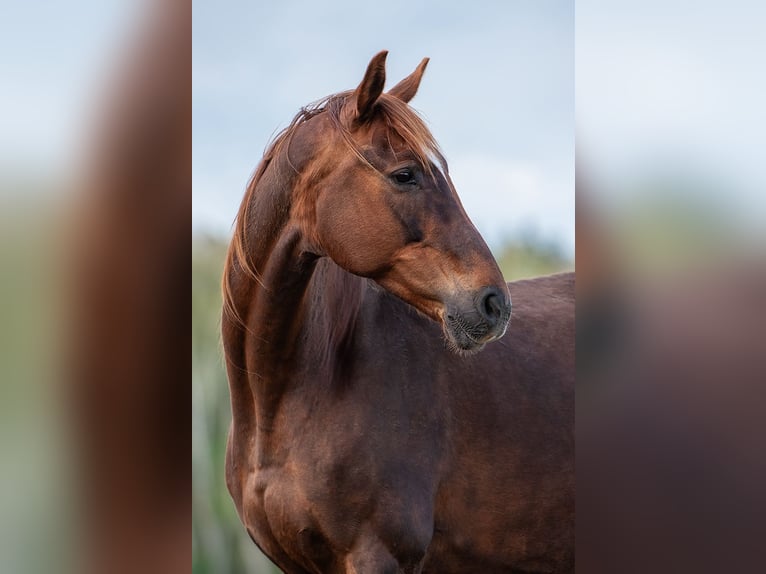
top-left (495, 232), bottom-right (573, 281)
top-left (191, 234), bottom-right (573, 574)
top-left (612, 179), bottom-right (741, 275)
top-left (0, 200), bottom-right (71, 574)
top-left (192, 238), bottom-right (281, 574)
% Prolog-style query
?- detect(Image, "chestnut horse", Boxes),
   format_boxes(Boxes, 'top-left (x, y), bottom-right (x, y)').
top-left (222, 51), bottom-right (574, 573)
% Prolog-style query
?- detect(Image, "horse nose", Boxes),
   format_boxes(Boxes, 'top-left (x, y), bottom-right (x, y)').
top-left (476, 286), bottom-right (510, 327)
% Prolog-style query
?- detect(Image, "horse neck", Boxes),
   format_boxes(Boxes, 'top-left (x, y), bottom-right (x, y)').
top-left (225, 154), bottom-right (311, 363)
top-left (223, 149), bottom-right (365, 435)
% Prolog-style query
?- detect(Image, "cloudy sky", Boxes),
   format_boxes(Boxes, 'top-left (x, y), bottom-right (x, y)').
top-left (578, 1), bottom-right (766, 211)
top-left (0, 1), bottom-right (574, 256)
top-left (0, 0), bottom-right (139, 175)
top-left (192, 0), bottom-right (574, 256)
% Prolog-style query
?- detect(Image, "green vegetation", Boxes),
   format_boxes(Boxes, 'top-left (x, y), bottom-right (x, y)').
top-left (495, 235), bottom-right (573, 280)
top-left (193, 238), bottom-right (281, 574)
top-left (191, 235), bottom-right (572, 574)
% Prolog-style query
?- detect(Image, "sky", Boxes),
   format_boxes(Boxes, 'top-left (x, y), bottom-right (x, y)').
top-left (192, 0), bottom-right (575, 256)
top-left (578, 0), bottom-right (766, 238)
top-left (0, 0), bottom-right (139, 176)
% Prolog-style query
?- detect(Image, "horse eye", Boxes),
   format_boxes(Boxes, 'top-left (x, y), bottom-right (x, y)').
top-left (392, 169), bottom-right (416, 185)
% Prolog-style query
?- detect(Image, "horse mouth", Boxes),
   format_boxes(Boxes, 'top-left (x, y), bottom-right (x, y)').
top-left (446, 327), bottom-right (485, 354)
top-left (439, 296), bottom-right (512, 355)
top-left (442, 313), bottom-right (494, 355)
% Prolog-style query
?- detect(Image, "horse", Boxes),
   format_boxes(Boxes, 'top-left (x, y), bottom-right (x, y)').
top-left (222, 51), bottom-right (574, 573)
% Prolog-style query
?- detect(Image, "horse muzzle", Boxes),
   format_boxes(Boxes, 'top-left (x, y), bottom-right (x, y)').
top-left (442, 286), bottom-right (512, 353)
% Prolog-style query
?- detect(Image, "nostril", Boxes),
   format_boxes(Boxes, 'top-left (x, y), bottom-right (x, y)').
top-left (484, 293), bottom-right (502, 320)
top-left (478, 287), bottom-right (505, 325)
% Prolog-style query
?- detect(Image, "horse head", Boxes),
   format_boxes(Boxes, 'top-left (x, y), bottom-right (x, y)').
top-left (286, 51), bottom-right (511, 353)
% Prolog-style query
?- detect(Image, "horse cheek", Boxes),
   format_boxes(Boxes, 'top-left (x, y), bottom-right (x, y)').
top-left (316, 192), bottom-right (401, 276)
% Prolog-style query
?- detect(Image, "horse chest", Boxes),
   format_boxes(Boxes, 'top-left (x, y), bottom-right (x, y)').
top-left (244, 389), bottom-right (445, 573)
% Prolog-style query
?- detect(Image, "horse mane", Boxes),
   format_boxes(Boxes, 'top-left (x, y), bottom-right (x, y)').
top-left (222, 89), bottom-right (446, 329)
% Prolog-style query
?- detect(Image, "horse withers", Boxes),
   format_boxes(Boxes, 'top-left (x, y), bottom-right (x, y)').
top-left (222, 51), bottom-right (574, 573)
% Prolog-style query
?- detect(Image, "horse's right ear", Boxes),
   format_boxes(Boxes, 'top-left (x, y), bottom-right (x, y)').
top-left (353, 50), bottom-right (388, 123)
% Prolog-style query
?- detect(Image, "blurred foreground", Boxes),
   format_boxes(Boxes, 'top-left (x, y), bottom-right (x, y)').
top-left (577, 183), bottom-right (766, 573)
top-left (1, 1), bottom-right (190, 573)
top-left (577, 2), bottom-right (766, 572)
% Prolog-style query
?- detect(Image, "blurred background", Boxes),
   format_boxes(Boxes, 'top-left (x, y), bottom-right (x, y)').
top-left (577, 1), bottom-right (766, 572)
top-left (1, 1), bottom-right (190, 573)
top-left (193, 2), bottom-right (573, 572)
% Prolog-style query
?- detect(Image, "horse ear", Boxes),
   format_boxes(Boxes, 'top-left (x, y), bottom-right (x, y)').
top-left (354, 50), bottom-right (388, 122)
top-left (388, 57), bottom-right (429, 103)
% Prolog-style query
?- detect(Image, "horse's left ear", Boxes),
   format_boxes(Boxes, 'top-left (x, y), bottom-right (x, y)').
top-left (388, 57), bottom-right (429, 103)
top-left (354, 50), bottom-right (388, 122)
